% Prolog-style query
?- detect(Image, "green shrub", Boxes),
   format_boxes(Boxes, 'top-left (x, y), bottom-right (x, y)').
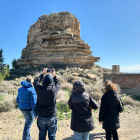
top-left (1, 65), bottom-right (10, 80)
top-left (65, 90), bottom-right (72, 97)
top-left (57, 102), bottom-right (71, 120)
top-left (57, 102), bottom-right (70, 114)
top-left (0, 93), bottom-right (4, 100)
top-left (65, 111), bottom-right (71, 120)
top-left (0, 72), bottom-right (5, 81)
top-left (57, 102), bottom-right (70, 120)
top-left (0, 101), bottom-right (14, 112)
top-left (135, 96), bottom-right (140, 101)
top-left (57, 112), bottom-right (65, 120)
top-left (12, 58), bottom-right (19, 69)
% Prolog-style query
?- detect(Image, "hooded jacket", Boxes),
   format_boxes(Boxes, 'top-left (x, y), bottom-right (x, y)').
top-left (16, 81), bottom-right (37, 117)
top-left (99, 90), bottom-right (120, 130)
top-left (68, 81), bottom-right (98, 132)
top-left (33, 74), bottom-right (61, 118)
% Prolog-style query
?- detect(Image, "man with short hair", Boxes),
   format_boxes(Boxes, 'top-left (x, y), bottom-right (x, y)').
top-left (16, 76), bottom-right (37, 140)
top-left (34, 68), bottom-right (61, 140)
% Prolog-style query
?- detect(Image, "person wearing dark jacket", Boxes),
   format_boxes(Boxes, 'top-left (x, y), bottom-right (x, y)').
top-left (16, 76), bottom-right (37, 140)
top-left (99, 80), bottom-right (122, 140)
top-left (34, 68), bottom-right (61, 140)
top-left (68, 81), bottom-right (98, 140)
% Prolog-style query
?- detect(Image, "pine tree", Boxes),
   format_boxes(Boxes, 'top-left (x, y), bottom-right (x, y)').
top-left (12, 58), bottom-right (19, 69)
top-left (0, 49), bottom-right (10, 81)
top-left (0, 49), bottom-right (5, 72)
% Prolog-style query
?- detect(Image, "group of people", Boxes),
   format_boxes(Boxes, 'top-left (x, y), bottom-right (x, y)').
top-left (16, 68), bottom-right (123, 140)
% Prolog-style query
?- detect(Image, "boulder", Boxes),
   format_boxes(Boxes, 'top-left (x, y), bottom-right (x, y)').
top-left (87, 74), bottom-right (97, 81)
top-left (72, 73), bottom-right (80, 76)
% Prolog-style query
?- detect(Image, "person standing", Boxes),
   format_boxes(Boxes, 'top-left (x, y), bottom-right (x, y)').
top-left (99, 80), bottom-right (123, 140)
top-left (16, 76), bottom-right (37, 140)
top-left (34, 68), bottom-right (61, 140)
top-left (68, 81), bottom-right (98, 140)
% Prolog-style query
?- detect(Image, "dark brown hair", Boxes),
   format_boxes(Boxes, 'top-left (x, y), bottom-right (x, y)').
top-left (104, 80), bottom-right (117, 92)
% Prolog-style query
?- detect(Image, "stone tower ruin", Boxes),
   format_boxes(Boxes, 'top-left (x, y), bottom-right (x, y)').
top-left (112, 65), bottom-right (120, 74)
top-left (17, 11), bottom-right (100, 68)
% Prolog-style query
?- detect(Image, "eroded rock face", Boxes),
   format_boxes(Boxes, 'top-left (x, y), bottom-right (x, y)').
top-left (17, 11), bottom-right (100, 68)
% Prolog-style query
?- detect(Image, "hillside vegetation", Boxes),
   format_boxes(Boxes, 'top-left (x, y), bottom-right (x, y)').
top-left (0, 65), bottom-right (140, 118)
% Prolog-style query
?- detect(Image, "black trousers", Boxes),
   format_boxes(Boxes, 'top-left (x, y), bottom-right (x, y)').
top-left (105, 129), bottom-right (119, 140)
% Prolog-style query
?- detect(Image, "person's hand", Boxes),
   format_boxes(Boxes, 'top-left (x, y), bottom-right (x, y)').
top-left (42, 68), bottom-right (48, 75)
top-left (51, 68), bottom-right (55, 77)
top-left (35, 117), bottom-right (38, 120)
top-left (99, 122), bottom-right (102, 124)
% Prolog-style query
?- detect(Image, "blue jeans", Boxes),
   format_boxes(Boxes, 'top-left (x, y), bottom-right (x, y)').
top-left (74, 131), bottom-right (89, 140)
top-left (20, 109), bottom-right (34, 140)
top-left (37, 116), bottom-right (57, 140)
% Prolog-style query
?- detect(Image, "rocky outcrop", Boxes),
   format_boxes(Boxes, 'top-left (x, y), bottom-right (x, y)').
top-left (17, 11), bottom-right (100, 68)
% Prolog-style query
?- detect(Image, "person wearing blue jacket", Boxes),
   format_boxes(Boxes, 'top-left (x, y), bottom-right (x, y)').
top-left (16, 76), bottom-right (37, 140)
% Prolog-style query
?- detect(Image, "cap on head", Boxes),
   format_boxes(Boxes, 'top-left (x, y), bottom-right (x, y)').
top-left (42, 74), bottom-right (53, 85)
top-left (72, 81), bottom-right (85, 94)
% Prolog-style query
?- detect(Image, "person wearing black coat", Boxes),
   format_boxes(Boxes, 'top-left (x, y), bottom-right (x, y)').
top-left (68, 81), bottom-right (98, 140)
top-left (34, 68), bottom-right (61, 140)
top-left (99, 80), bottom-right (122, 140)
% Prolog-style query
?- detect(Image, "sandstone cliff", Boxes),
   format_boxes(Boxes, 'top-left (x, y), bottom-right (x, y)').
top-left (17, 11), bottom-right (100, 68)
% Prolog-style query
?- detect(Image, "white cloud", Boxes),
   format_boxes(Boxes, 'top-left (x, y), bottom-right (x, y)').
top-left (120, 65), bottom-right (140, 73)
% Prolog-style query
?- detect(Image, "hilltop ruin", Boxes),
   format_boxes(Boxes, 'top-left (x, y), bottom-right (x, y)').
top-left (17, 11), bottom-right (100, 68)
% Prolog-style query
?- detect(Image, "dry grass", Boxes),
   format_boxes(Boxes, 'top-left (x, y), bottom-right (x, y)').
top-left (122, 96), bottom-right (140, 107)
top-left (85, 86), bottom-right (103, 100)
top-left (61, 83), bottom-right (73, 91)
top-left (66, 75), bottom-right (81, 84)
top-left (0, 81), bottom-right (19, 95)
top-left (13, 81), bottom-right (21, 87)
top-left (82, 78), bottom-right (95, 85)
top-left (0, 100), bottom-right (14, 112)
top-left (13, 97), bottom-right (18, 108)
top-left (33, 71), bottom-right (42, 80)
top-left (0, 65), bottom-right (139, 114)
top-left (79, 72), bottom-right (87, 78)
top-left (67, 75), bottom-right (77, 82)
top-left (62, 73), bottom-right (68, 78)
top-left (56, 90), bottom-right (69, 104)
top-left (57, 76), bottom-right (66, 84)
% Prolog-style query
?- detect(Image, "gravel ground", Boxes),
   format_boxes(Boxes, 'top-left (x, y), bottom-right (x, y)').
top-left (0, 106), bottom-right (140, 140)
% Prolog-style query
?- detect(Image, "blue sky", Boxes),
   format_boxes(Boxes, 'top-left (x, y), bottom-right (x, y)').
top-left (0, 0), bottom-right (140, 72)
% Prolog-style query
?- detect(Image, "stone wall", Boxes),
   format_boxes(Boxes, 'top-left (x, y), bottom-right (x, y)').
top-left (17, 11), bottom-right (100, 68)
top-left (104, 73), bottom-right (140, 95)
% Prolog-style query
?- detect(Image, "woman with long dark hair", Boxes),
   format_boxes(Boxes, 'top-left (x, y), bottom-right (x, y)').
top-left (99, 80), bottom-right (123, 140)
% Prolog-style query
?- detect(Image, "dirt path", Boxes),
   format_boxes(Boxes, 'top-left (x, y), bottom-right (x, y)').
top-left (0, 106), bottom-right (140, 140)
